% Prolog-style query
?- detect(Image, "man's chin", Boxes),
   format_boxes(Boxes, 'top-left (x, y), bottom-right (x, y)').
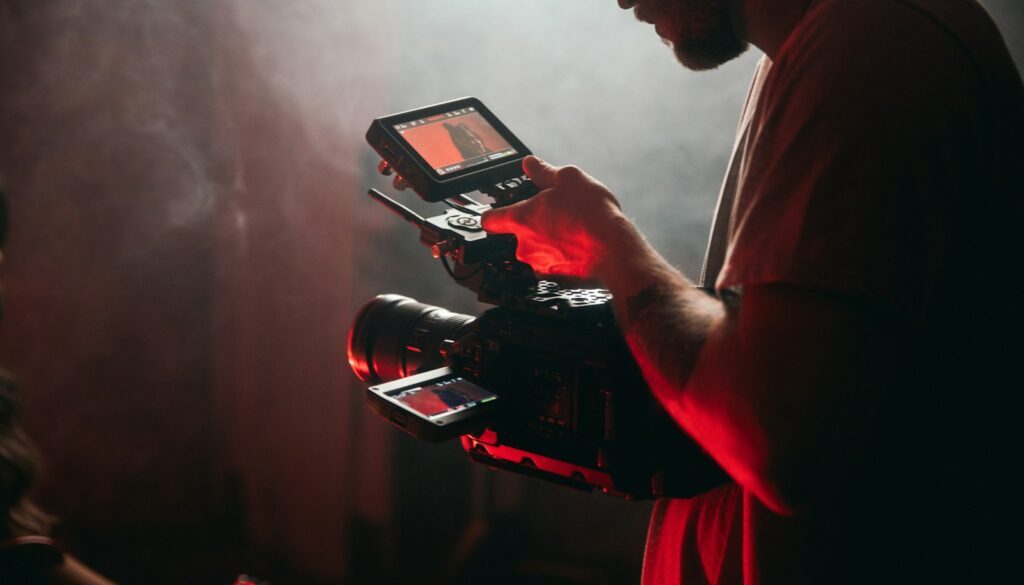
top-left (672, 38), bottom-right (749, 71)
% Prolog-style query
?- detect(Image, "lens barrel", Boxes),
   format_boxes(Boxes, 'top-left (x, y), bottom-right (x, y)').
top-left (347, 294), bottom-right (476, 384)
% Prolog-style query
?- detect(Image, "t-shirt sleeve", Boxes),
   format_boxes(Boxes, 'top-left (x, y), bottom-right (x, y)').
top-left (716, 0), bottom-right (983, 319)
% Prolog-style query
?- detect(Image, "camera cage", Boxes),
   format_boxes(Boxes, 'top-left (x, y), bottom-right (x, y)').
top-left (356, 98), bottom-right (727, 500)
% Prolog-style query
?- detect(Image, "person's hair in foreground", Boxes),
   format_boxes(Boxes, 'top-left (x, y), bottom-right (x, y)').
top-left (0, 368), bottom-right (56, 541)
top-left (0, 187), bottom-right (116, 585)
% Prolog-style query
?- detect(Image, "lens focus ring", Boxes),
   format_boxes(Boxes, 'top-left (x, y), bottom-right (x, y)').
top-left (347, 294), bottom-right (475, 384)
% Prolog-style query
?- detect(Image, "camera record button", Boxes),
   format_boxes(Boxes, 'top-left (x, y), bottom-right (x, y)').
top-left (447, 215), bottom-right (483, 232)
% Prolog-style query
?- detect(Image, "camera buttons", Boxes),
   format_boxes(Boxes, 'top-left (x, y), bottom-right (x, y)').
top-left (447, 215), bottom-right (483, 232)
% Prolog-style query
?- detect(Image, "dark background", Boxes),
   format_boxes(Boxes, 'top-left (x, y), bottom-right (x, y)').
top-left (1, 1), bottom-right (1020, 584)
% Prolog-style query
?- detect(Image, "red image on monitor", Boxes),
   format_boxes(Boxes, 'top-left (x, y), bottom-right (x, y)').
top-left (396, 378), bottom-right (495, 418)
top-left (396, 110), bottom-right (516, 175)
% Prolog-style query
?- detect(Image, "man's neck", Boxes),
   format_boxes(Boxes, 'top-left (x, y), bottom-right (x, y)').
top-left (738, 0), bottom-right (818, 60)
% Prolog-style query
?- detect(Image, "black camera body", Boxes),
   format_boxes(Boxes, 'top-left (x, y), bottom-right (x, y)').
top-left (453, 287), bottom-right (726, 498)
top-left (350, 97), bottom-right (725, 499)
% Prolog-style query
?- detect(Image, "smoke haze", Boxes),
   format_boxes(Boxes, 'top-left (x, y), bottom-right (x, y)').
top-left (1, 1), bottom-right (1021, 582)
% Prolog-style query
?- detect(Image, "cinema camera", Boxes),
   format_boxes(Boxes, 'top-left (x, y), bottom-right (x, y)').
top-left (348, 97), bottom-right (725, 499)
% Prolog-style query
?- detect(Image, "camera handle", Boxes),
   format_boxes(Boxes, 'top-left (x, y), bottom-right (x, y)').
top-left (364, 187), bottom-right (615, 312)
top-left (479, 174), bottom-right (539, 208)
top-left (366, 188), bottom-right (538, 300)
top-left (368, 160), bottom-right (542, 302)
top-left (376, 159), bottom-right (538, 208)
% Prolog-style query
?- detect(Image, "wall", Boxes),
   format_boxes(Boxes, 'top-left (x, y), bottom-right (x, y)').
top-left (0, 1), bottom-right (1021, 583)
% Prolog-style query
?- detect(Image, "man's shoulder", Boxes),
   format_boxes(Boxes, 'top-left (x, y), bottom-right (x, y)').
top-left (762, 0), bottom-right (1021, 114)
top-left (808, 0), bottom-right (994, 34)
top-left (793, 0), bottom-right (1011, 76)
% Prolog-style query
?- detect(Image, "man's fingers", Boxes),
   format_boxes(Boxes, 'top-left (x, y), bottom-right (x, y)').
top-left (481, 202), bottom-right (526, 233)
top-left (480, 208), bottom-right (512, 233)
top-left (523, 155), bottom-right (558, 189)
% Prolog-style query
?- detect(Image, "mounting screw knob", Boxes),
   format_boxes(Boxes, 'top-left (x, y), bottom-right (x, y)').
top-left (431, 240), bottom-right (453, 259)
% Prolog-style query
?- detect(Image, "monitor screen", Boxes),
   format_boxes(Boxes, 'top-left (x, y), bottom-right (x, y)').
top-left (394, 106), bottom-right (518, 177)
top-left (390, 376), bottom-right (497, 419)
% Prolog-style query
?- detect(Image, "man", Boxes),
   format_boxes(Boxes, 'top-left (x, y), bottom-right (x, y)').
top-left (445, 121), bottom-right (491, 161)
top-left (481, 0), bottom-right (1023, 583)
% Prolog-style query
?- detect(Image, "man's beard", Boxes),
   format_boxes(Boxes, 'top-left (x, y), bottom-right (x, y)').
top-left (644, 0), bottom-right (748, 71)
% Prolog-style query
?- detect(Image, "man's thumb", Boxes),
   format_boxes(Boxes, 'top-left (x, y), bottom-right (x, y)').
top-left (523, 155), bottom-right (557, 188)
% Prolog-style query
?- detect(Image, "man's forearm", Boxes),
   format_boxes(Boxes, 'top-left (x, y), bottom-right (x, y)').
top-left (597, 216), bottom-right (724, 391)
top-left (596, 218), bottom-right (797, 513)
top-left (597, 220), bottom-right (893, 514)
top-left (484, 159), bottom-right (886, 513)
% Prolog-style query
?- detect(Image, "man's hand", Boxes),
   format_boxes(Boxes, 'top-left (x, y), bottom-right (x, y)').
top-left (481, 156), bottom-right (631, 279)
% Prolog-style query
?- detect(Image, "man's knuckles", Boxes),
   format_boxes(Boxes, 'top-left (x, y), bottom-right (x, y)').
top-left (524, 156), bottom-right (558, 185)
top-left (556, 165), bottom-right (585, 182)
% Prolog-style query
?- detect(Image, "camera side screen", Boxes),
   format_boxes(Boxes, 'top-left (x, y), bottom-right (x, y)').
top-left (389, 376), bottom-right (497, 419)
top-left (367, 366), bottom-right (500, 441)
top-left (393, 107), bottom-right (519, 178)
top-left (368, 97), bottom-right (532, 201)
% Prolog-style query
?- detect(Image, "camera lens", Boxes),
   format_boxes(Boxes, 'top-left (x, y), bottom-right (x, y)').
top-left (347, 294), bottom-right (476, 384)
